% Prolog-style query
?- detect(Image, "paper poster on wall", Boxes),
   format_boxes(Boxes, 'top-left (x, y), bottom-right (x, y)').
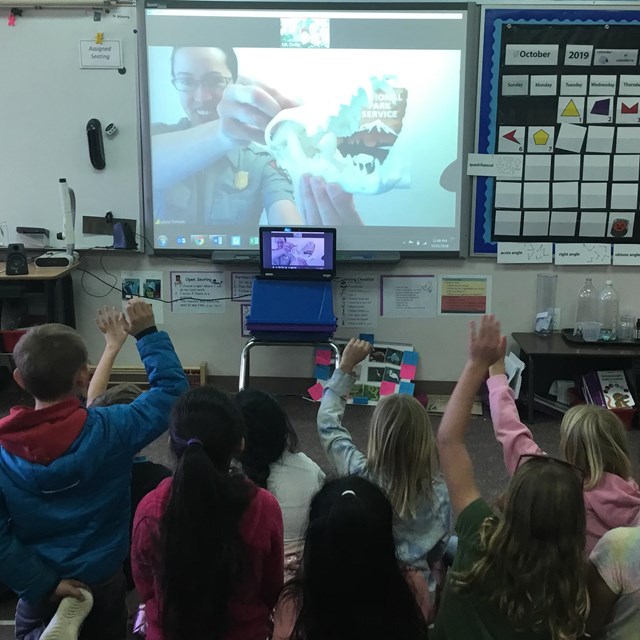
top-left (310, 339), bottom-right (416, 404)
top-left (554, 244), bottom-right (611, 265)
top-left (613, 244), bottom-right (640, 266)
top-left (240, 303), bottom-right (251, 337)
top-left (169, 271), bottom-right (225, 313)
top-left (438, 275), bottom-right (491, 315)
top-left (334, 275), bottom-right (378, 328)
top-left (380, 275), bottom-right (437, 318)
top-left (231, 272), bottom-right (255, 301)
top-left (497, 242), bottom-right (553, 263)
top-left (121, 270), bottom-right (164, 324)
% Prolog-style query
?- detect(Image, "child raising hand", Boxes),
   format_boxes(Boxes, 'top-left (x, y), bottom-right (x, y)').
top-left (317, 337), bottom-right (450, 620)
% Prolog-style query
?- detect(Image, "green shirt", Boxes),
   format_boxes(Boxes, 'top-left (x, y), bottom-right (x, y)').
top-left (152, 118), bottom-right (295, 225)
top-left (432, 498), bottom-right (550, 640)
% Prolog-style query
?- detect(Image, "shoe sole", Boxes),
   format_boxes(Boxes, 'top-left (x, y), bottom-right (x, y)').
top-left (40, 588), bottom-right (94, 640)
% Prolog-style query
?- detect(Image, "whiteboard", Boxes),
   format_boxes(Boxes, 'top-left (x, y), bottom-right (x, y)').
top-left (0, 6), bottom-right (142, 250)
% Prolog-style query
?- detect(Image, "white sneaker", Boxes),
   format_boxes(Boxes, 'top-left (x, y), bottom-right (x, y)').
top-left (40, 588), bottom-right (94, 640)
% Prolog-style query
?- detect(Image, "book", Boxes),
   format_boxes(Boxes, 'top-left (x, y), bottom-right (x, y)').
top-left (596, 370), bottom-right (635, 409)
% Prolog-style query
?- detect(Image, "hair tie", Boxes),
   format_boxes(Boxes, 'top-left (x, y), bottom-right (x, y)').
top-left (187, 438), bottom-right (203, 447)
top-left (341, 490), bottom-right (356, 497)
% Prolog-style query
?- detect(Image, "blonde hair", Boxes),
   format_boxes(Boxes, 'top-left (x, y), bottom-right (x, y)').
top-left (366, 394), bottom-right (438, 519)
top-left (452, 457), bottom-right (589, 640)
top-left (560, 404), bottom-right (632, 490)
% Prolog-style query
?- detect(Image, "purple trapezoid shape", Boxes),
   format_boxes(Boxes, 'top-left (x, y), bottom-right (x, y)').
top-left (591, 98), bottom-right (611, 116)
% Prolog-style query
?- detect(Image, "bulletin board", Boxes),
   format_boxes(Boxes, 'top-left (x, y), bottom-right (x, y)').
top-left (0, 7), bottom-right (142, 250)
top-left (473, 6), bottom-right (640, 255)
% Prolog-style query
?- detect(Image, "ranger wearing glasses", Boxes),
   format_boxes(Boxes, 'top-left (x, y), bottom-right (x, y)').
top-left (151, 46), bottom-right (302, 229)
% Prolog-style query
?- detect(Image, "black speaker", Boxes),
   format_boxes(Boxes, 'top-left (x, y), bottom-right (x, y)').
top-left (6, 243), bottom-right (29, 276)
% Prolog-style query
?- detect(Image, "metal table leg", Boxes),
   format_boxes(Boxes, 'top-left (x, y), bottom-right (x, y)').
top-left (239, 338), bottom-right (256, 391)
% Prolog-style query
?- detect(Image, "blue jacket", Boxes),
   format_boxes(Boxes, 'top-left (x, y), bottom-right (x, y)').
top-left (0, 330), bottom-right (189, 603)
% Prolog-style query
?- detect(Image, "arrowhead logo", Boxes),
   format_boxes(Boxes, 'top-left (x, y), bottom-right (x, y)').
top-left (503, 129), bottom-right (520, 144)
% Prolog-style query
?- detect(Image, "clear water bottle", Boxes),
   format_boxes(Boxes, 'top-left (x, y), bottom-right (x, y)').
top-left (574, 278), bottom-right (597, 335)
top-left (598, 280), bottom-right (619, 341)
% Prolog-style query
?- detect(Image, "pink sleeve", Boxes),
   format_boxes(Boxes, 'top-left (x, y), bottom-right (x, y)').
top-left (272, 595), bottom-right (298, 640)
top-left (260, 492), bottom-right (285, 610)
top-left (487, 374), bottom-right (543, 476)
top-left (131, 501), bottom-right (159, 604)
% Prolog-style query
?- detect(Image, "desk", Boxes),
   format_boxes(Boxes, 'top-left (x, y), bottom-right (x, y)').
top-left (0, 262), bottom-right (77, 327)
top-left (512, 332), bottom-right (640, 423)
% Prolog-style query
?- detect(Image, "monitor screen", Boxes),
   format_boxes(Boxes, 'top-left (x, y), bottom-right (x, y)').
top-left (260, 227), bottom-right (335, 278)
top-left (144, 3), bottom-right (469, 253)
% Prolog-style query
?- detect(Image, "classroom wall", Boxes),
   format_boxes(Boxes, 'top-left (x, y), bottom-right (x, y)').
top-left (72, 254), bottom-right (640, 384)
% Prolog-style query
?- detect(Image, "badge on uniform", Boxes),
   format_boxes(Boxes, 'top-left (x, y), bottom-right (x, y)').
top-left (234, 171), bottom-right (249, 190)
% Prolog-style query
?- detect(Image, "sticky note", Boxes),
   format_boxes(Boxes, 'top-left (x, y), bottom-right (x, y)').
top-left (495, 181), bottom-right (522, 209)
top-left (586, 126), bottom-right (614, 154)
top-left (494, 210), bottom-right (522, 236)
top-left (402, 351), bottom-right (419, 365)
top-left (352, 397), bottom-right (369, 405)
top-left (523, 182), bottom-right (550, 209)
top-left (359, 333), bottom-right (375, 344)
top-left (524, 155), bottom-right (551, 181)
top-left (549, 211), bottom-right (577, 236)
top-left (400, 363), bottom-right (417, 380)
top-left (616, 127), bottom-right (640, 154)
top-left (399, 381), bottom-right (416, 396)
top-left (612, 155), bottom-right (640, 181)
top-left (522, 211), bottom-right (550, 236)
top-left (555, 123), bottom-right (586, 153)
top-left (611, 183), bottom-right (638, 210)
top-left (315, 365), bottom-right (331, 381)
top-left (380, 381), bottom-right (396, 396)
top-left (554, 155), bottom-right (581, 181)
top-left (582, 155), bottom-right (610, 181)
top-left (580, 183), bottom-right (608, 209)
top-left (307, 382), bottom-right (324, 402)
top-left (579, 212), bottom-right (607, 237)
top-left (315, 349), bottom-right (332, 366)
top-left (552, 182), bottom-right (579, 209)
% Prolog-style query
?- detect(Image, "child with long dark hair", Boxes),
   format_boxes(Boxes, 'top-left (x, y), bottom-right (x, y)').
top-left (131, 386), bottom-right (284, 640)
top-left (273, 476), bottom-right (430, 640)
top-left (434, 316), bottom-right (588, 639)
top-left (236, 390), bottom-right (324, 561)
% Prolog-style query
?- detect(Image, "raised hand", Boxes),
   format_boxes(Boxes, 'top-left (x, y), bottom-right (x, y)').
top-left (217, 78), bottom-right (297, 147)
top-left (299, 174), bottom-right (363, 226)
top-left (124, 299), bottom-right (156, 336)
top-left (95, 306), bottom-right (128, 349)
top-left (468, 315), bottom-right (506, 370)
top-left (339, 338), bottom-right (372, 374)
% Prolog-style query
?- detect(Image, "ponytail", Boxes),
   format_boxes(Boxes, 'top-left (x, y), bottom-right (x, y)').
top-left (159, 387), bottom-right (255, 640)
top-left (236, 389), bottom-right (299, 489)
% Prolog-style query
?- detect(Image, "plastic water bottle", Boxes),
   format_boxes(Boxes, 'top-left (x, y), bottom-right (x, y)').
top-left (574, 278), bottom-right (597, 335)
top-left (598, 280), bottom-right (619, 341)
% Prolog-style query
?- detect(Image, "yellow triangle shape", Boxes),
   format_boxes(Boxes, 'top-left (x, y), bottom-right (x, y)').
top-left (561, 99), bottom-right (580, 118)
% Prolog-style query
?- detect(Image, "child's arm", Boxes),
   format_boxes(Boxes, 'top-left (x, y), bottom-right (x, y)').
top-left (437, 316), bottom-right (504, 517)
top-left (92, 300), bottom-right (190, 453)
top-left (316, 338), bottom-right (371, 475)
top-left (86, 307), bottom-right (129, 406)
top-left (487, 356), bottom-right (543, 476)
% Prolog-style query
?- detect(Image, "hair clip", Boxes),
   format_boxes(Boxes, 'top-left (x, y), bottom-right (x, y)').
top-left (341, 490), bottom-right (356, 497)
top-left (187, 438), bottom-right (203, 447)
